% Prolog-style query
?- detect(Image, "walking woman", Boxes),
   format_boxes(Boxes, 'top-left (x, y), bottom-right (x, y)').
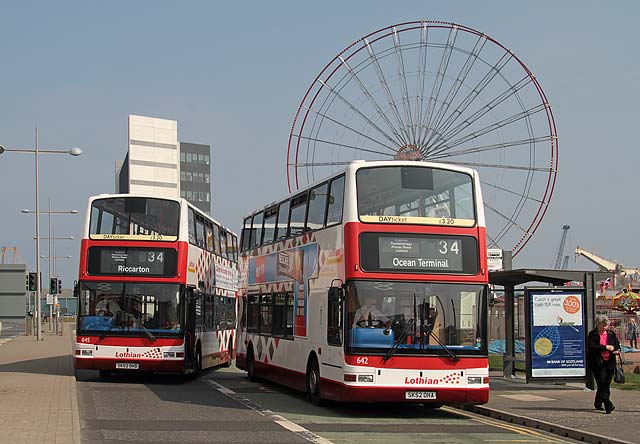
top-left (587, 315), bottom-right (621, 413)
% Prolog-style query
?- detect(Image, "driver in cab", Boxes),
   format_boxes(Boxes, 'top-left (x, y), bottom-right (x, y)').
top-left (353, 295), bottom-right (387, 327)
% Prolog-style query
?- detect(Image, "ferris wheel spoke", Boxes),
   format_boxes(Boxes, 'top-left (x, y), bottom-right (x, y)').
top-left (300, 105), bottom-right (398, 153)
top-left (419, 26), bottom-right (459, 147)
top-left (480, 179), bottom-right (545, 205)
top-left (293, 134), bottom-right (397, 157)
top-left (316, 78), bottom-right (403, 146)
top-left (363, 38), bottom-right (411, 146)
top-left (428, 104), bottom-right (547, 157)
top-left (391, 27), bottom-right (417, 144)
top-left (428, 34), bottom-right (488, 139)
top-left (483, 200), bottom-right (531, 239)
top-left (290, 161), bottom-right (354, 168)
top-left (430, 135), bottom-right (554, 162)
top-left (430, 52), bottom-right (516, 145)
top-left (485, 229), bottom-right (501, 250)
top-left (335, 55), bottom-right (407, 147)
top-left (414, 22), bottom-right (430, 147)
top-left (437, 158), bottom-right (553, 173)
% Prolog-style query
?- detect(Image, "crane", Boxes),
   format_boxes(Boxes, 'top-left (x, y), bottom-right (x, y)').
top-left (553, 225), bottom-right (570, 270)
top-left (574, 246), bottom-right (640, 276)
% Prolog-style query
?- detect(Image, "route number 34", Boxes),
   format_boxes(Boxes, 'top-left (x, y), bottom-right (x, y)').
top-left (356, 356), bottom-right (369, 365)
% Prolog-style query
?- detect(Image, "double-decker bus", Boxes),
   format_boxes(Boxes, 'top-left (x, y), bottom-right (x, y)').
top-left (74, 194), bottom-right (238, 377)
top-left (236, 160), bottom-right (489, 405)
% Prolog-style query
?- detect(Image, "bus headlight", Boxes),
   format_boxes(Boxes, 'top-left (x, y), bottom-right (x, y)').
top-left (358, 374), bottom-right (374, 383)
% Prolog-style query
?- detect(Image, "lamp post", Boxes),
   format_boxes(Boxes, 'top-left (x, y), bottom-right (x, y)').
top-left (0, 128), bottom-right (82, 341)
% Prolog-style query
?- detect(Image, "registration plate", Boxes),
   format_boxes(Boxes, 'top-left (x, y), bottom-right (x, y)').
top-left (405, 391), bottom-right (436, 400)
top-left (115, 362), bottom-right (139, 370)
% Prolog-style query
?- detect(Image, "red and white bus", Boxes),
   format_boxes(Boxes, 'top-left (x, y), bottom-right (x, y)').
top-left (236, 160), bottom-right (489, 405)
top-left (74, 194), bottom-right (238, 377)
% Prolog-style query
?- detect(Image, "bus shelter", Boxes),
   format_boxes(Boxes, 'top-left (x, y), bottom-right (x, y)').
top-left (489, 269), bottom-right (610, 386)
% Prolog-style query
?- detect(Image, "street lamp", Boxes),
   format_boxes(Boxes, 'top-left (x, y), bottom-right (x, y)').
top-left (0, 128), bottom-right (82, 341)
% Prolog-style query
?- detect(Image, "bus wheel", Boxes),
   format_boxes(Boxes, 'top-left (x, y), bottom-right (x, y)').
top-left (246, 346), bottom-right (257, 382)
top-left (306, 358), bottom-right (324, 406)
top-left (98, 370), bottom-right (111, 378)
top-left (193, 345), bottom-right (202, 378)
top-left (223, 338), bottom-right (233, 368)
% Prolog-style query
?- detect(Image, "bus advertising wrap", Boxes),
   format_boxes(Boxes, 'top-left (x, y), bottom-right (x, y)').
top-left (527, 288), bottom-right (586, 379)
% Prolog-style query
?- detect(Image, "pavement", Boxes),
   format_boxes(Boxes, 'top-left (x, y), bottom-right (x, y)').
top-left (0, 324), bottom-right (638, 444)
top-left (461, 368), bottom-right (639, 444)
top-left (0, 322), bottom-right (80, 444)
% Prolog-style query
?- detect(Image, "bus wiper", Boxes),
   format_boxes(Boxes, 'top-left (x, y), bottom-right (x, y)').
top-left (100, 318), bottom-right (115, 339)
top-left (383, 319), bottom-right (414, 362)
top-left (424, 322), bottom-right (458, 362)
top-left (123, 311), bottom-right (156, 342)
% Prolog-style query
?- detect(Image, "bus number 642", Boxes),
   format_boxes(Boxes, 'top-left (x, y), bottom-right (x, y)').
top-left (356, 356), bottom-right (369, 365)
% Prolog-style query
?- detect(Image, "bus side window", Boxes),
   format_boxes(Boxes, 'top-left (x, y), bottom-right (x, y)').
top-left (275, 200), bottom-right (290, 241)
top-left (326, 175), bottom-right (345, 226)
top-left (306, 183), bottom-right (328, 231)
top-left (195, 217), bottom-right (205, 249)
top-left (226, 231), bottom-right (234, 261)
top-left (220, 229), bottom-right (229, 259)
top-left (247, 294), bottom-right (259, 332)
top-left (205, 224), bottom-right (214, 253)
top-left (262, 206), bottom-right (278, 245)
top-left (188, 208), bottom-right (197, 245)
top-left (231, 234), bottom-right (238, 262)
top-left (288, 193), bottom-right (308, 237)
top-left (240, 217), bottom-right (251, 251)
top-left (251, 212), bottom-right (263, 249)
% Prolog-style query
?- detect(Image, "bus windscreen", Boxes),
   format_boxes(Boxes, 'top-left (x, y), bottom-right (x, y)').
top-left (356, 166), bottom-right (476, 227)
top-left (89, 197), bottom-right (180, 241)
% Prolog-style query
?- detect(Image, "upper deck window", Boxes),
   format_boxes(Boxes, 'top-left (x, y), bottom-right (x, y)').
top-left (90, 197), bottom-right (180, 240)
top-left (356, 166), bottom-right (475, 227)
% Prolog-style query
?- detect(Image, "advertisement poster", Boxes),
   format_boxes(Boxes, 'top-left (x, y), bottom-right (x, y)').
top-left (248, 243), bottom-right (318, 337)
top-left (529, 289), bottom-right (586, 378)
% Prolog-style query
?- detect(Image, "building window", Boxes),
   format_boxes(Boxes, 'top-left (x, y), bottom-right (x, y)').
top-left (205, 173), bottom-right (210, 184)
top-left (180, 171), bottom-right (186, 181)
top-left (187, 190), bottom-right (193, 201)
top-left (204, 154), bottom-right (210, 165)
top-left (205, 192), bottom-right (210, 202)
top-left (186, 172), bottom-right (192, 182)
top-left (186, 152), bottom-right (192, 163)
top-left (180, 190), bottom-right (186, 198)
top-left (180, 151), bottom-right (186, 162)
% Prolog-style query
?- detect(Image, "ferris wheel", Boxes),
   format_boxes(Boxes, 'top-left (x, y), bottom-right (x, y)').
top-left (287, 21), bottom-right (558, 257)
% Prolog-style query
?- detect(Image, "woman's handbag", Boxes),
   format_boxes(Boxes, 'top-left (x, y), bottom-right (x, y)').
top-left (614, 355), bottom-right (625, 384)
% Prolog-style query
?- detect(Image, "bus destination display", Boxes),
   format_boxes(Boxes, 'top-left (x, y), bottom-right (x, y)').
top-left (360, 233), bottom-right (478, 274)
top-left (87, 247), bottom-right (177, 277)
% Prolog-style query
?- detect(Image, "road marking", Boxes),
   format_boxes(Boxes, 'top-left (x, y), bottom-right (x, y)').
top-left (203, 378), bottom-right (335, 444)
top-left (446, 406), bottom-right (569, 443)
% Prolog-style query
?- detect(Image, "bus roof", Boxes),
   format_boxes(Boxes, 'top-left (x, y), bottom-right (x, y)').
top-left (244, 159), bottom-right (480, 218)
top-left (87, 193), bottom-right (237, 237)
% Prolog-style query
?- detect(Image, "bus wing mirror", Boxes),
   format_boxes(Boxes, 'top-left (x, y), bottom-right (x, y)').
top-left (328, 286), bottom-right (344, 302)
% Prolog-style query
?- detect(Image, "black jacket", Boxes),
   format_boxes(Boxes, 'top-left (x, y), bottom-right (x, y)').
top-left (587, 329), bottom-right (620, 372)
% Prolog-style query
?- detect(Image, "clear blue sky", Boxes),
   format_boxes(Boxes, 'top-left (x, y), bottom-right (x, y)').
top-left (1, 1), bottom-right (638, 287)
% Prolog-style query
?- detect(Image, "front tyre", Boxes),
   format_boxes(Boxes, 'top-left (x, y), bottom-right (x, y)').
top-left (306, 358), bottom-right (324, 406)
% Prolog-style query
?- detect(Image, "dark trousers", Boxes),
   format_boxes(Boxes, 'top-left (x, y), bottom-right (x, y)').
top-left (593, 366), bottom-right (614, 408)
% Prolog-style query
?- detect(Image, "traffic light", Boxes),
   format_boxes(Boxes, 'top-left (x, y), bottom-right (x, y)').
top-left (27, 272), bottom-right (37, 292)
top-left (50, 277), bottom-right (56, 294)
top-left (56, 278), bottom-right (62, 294)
